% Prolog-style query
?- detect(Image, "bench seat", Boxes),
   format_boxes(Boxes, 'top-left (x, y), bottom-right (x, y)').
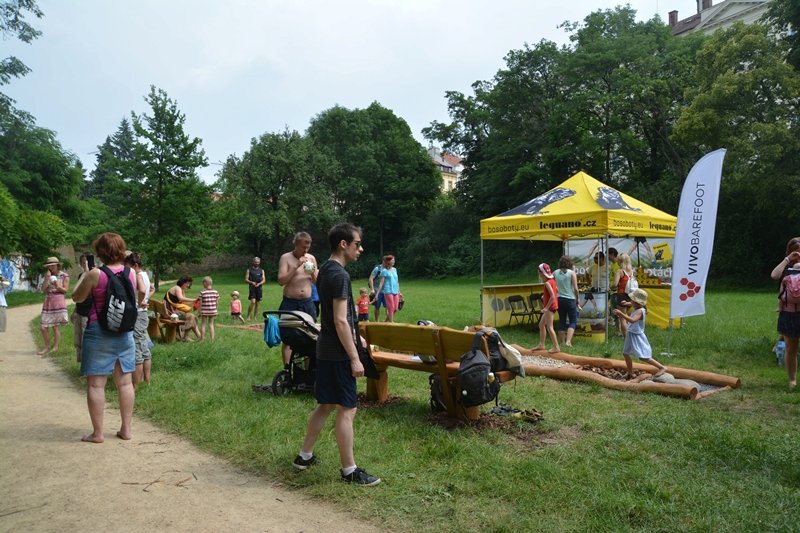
top-left (360, 322), bottom-right (516, 421)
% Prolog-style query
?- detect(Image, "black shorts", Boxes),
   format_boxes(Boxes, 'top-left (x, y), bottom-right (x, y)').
top-left (279, 296), bottom-right (317, 321)
top-left (314, 359), bottom-right (357, 408)
top-left (248, 285), bottom-right (263, 302)
top-left (778, 311), bottom-right (800, 338)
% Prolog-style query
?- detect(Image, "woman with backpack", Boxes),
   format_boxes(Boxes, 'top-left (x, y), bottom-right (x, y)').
top-left (70, 232), bottom-right (137, 443)
top-left (771, 237), bottom-right (800, 389)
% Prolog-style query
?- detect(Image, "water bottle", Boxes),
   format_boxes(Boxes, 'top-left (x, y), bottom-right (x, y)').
top-left (777, 340), bottom-right (786, 367)
top-left (487, 372), bottom-right (496, 384)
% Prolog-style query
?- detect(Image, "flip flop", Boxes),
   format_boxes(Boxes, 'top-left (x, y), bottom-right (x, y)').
top-left (489, 404), bottom-right (520, 416)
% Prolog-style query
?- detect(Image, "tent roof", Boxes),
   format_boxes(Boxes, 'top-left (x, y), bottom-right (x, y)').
top-left (480, 171), bottom-right (676, 241)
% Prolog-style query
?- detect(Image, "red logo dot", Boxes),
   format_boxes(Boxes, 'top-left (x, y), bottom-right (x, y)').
top-left (687, 290), bottom-right (695, 297)
top-left (680, 278), bottom-right (689, 285)
top-left (687, 282), bottom-right (696, 290)
top-left (695, 286), bottom-right (701, 293)
top-left (680, 294), bottom-right (687, 301)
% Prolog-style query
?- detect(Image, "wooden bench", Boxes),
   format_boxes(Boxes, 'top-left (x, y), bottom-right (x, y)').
top-left (148, 299), bottom-right (185, 343)
top-left (359, 322), bottom-right (516, 421)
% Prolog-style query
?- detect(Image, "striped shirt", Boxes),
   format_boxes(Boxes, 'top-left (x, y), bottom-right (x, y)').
top-left (199, 289), bottom-right (220, 316)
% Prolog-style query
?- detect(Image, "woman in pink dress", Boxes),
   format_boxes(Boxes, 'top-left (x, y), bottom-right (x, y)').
top-left (38, 256), bottom-right (70, 355)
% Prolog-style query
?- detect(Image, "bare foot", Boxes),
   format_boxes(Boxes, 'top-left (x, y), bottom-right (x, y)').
top-left (37, 348), bottom-right (49, 356)
top-left (653, 369), bottom-right (666, 378)
top-left (81, 434), bottom-right (104, 444)
top-left (548, 347), bottom-right (560, 353)
top-left (116, 431), bottom-right (132, 440)
top-left (564, 343), bottom-right (572, 348)
top-left (790, 381), bottom-right (797, 390)
top-left (531, 345), bottom-right (545, 351)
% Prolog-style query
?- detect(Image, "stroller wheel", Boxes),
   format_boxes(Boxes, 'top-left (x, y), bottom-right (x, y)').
top-left (271, 370), bottom-right (291, 396)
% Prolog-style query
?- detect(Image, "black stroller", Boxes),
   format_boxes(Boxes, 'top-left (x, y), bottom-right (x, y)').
top-left (262, 310), bottom-right (318, 395)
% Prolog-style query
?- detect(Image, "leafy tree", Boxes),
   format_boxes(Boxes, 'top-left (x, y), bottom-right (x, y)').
top-left (0, 102), bottom-right (81, 255)
top-left (308, 102), bottom-right (440, 257)
top-left (126, 86), bottom-right (211, 286)
top-left (557, 8), bottom-right (704, 208)
top-left (673, 22), bottom-right (800, 280)
top-left (0, 0), bottom-right (43, 105)
top-left (215, 129), bottom-right (338, 259)
top-left (85, 117), bottom-right (137, 203)
top-left (424, 41), bottom-right (567, 218)
top-left (0, 180), bottom-right (66, 260)
top-left (766, 0), bottom-right (800, 69)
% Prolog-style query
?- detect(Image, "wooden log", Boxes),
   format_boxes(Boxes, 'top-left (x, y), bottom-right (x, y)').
top-left (695, 385), bottom-right (733, 399)
top-left (522, 364), bottom-right (698, 400)
top-left (516, 345), bottom-right (741, 389)
top-left (366, 366), bottom-right (389, 402)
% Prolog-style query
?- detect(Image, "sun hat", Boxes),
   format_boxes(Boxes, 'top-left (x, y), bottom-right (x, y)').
top-left (43, 256), bottom-right (61, 266)
top-left (538, 263), bottom-right (553, 279)
top-left (628, 288), bottom-right (648, 306)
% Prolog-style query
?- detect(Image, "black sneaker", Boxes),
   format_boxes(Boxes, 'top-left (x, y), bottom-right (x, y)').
top-left (341, 467), bottom-right (381, 486)
top-left (293, 454), bottom-right (318, 470)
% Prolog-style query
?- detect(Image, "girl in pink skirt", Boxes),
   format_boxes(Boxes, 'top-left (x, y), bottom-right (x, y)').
top-left (39, 256), bottom-right (70, 355)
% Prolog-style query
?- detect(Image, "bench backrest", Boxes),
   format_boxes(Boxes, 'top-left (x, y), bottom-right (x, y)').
top-left (149, 299), bottom-right (169, 317)
top-left (360, 322), bottom-right (487, 362)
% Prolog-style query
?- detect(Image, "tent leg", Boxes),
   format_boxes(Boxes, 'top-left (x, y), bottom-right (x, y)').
top-left (480, 240), bottom-right (484, 324)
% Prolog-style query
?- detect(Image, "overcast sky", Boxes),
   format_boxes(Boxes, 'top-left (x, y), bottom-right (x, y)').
top-left (5, 0), bottom-right (701, 184)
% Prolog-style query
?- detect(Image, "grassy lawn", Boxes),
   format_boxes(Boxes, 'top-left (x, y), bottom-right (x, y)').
top-left (35, 271), bottom-right (800, 532)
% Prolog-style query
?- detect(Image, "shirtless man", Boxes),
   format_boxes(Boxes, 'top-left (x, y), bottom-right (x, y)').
top-left (277, 232), bottom-right (318, 366)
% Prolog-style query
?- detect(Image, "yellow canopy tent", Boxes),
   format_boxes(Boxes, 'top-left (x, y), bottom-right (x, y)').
top-left (479, 171), bottom-right (677, 334)
top-left (480, 171), bottom-right (676, 240)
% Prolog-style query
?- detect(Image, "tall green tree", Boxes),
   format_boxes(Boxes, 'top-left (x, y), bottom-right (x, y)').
top-left (127, 86), bottom-right (211, 286)
top-left (673, 22), bottom-right (800, 279)
top-left (0, 0), bottom-right (43, 105)
top-left (766, 0), bottom-right (800, 69)
top-left (557, 8), bottom-right (704, 207)
top-left (85, 117), bottom-right (137, 203)
top-left (308, 102), bottom-right (440, 257)
top-left (215, 128), bottom-right (338, 259)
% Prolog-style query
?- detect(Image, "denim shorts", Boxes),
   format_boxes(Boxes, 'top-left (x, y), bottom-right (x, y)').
top-left (314, 359), bottom-right (357, 408)
top-left (80, 321), bottom-right (135, 376)
top-left (557, 297), bottom-right (578, 330)
top-left (373, 292), bottom-right (386, 309)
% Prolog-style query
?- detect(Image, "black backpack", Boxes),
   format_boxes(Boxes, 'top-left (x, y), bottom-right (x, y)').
top-left (457, 332), bottom-right (501, 408)
top-left (97, 266), bottom-right (137, 333)
top-left (481, 328), bottom-right (508, 373)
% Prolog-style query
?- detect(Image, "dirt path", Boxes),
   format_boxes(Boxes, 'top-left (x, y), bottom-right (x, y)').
top-left (0, 305), bottom-right (378, 533)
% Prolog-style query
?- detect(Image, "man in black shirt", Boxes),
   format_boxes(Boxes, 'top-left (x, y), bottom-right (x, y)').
top-left (292, 223), bottom-right (380, 486)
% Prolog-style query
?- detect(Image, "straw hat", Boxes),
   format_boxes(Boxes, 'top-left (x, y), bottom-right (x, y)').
top-left (538, 263), bottom-right (553, 279)
top-left (43, 256), bottom-right (61, 267)
top-left (628, 288), bottom-right (648, 306)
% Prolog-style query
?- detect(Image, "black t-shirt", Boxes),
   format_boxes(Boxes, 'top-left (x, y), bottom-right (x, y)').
top-left (316, 260), bottom-right (356, 362)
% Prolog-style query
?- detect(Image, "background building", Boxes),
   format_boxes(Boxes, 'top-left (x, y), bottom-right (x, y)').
top-left (669, 0), bottom-right (772, 36)
top-left (427, 146), bottom-right (463, 192)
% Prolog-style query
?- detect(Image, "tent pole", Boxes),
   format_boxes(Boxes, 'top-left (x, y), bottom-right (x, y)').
top-left (480, 239), bottom-right (485, 324)
top-left (605, 234), bottom-right (609, 343)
